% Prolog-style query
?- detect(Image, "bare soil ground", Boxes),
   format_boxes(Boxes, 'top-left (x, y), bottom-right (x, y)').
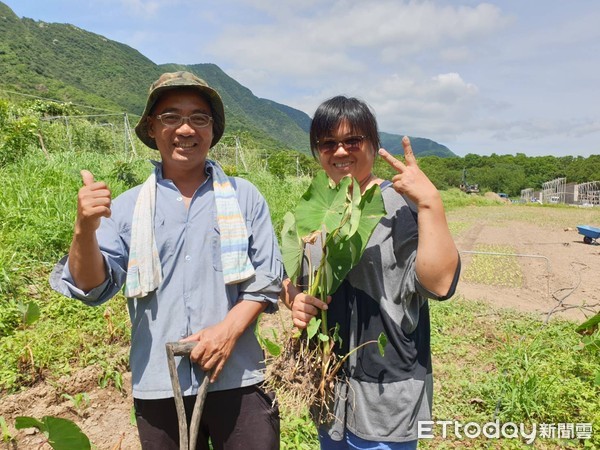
top-left (1, 204), bottom-right (599, 449)
top-left (449, 204), bottom-right (600, 323)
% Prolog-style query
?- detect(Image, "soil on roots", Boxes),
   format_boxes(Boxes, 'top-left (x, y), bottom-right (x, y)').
top-left (263, 329), bottom-right (341, 425)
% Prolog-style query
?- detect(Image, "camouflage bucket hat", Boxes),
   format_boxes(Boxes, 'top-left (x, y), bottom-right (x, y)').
top-left (134, 71), bottom-right (225, 149)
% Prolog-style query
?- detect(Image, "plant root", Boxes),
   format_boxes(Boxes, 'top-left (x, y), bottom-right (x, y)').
top-left (264, 330), bottom-right (342, 425)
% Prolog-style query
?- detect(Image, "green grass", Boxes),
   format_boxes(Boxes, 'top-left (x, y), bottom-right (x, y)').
top-left (441, 188), bottom-right (505, 210)
top-left (425, 297), bottom-right (599, 449)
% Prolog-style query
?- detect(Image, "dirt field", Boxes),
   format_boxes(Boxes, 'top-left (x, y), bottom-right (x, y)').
top-left (449, 204), bottom-right (600, 324)
top-left (1, 204), bottom-right (598, 449)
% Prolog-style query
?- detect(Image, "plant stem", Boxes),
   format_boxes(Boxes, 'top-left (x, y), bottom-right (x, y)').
top-left (328, 338), bottom-right (380, 381)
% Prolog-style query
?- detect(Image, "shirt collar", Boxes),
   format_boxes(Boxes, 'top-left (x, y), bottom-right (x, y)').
top-left (149, 160), bottom-right (213, 182)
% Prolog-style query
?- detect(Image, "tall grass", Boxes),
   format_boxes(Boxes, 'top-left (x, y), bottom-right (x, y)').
top-left (441, 188), bottom-right (504, 210)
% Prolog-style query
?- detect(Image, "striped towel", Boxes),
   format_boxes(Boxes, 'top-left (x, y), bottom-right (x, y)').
top-left (208, 160), bottom-right (255, 284)
top-left (124, 172), bottom-right (162, 298)
top-left (124, 160), bottom-right (254, 298)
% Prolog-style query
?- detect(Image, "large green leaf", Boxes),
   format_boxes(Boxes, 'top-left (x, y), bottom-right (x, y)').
top-left (295, 172), bottom-right (353, 238)
top-left (350, 183), bottom-right (387, 263)
top-left (341, 177), bottom-right (362, 239)
top-left (323, 235), bottom-right (354, 296)
top-left (16, 416), bottom-right (91, 450)
top-left (282, 172), bottom-right (386, 299)
top-left (45, 416), bottom-right (91, 450)
top-left (324, 183), bottom-right (386, 294)
top-left (280, 211), bottom-right (303, 282)
top-left (15, 417), bottom-right (45, 432)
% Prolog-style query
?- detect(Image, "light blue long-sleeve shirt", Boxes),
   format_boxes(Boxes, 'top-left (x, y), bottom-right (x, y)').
top-left (50, 162), bottom-right (283, 399)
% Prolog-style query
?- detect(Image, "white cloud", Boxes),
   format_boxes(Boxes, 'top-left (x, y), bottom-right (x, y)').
top-left (117, 0), bottom-right (163, 16)
top-left (210, 1), bottom-right (508, 76)
top-left (206, 0), bottom-right (508, 145)
top-left (439, 46), bottom-right (472, 63)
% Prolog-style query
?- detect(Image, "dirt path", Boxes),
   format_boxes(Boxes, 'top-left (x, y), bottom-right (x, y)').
top-left (1, 204), bottom-right (599, 449)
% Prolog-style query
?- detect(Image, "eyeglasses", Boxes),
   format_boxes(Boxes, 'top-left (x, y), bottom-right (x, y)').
top-left (316, 135), bottom-right (366, 153)
top-left (155, 112), bottom-right (213, 128)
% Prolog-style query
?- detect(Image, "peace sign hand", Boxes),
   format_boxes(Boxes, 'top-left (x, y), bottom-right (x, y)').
top-left (378, 136), bottom-right (440, 208)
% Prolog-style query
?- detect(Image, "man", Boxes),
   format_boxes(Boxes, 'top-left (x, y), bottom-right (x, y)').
top-left (50, 71), bottom-right (282, 449)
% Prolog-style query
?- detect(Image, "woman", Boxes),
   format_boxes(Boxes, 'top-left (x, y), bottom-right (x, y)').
top-left (282, 96), bottom-right (460, 449)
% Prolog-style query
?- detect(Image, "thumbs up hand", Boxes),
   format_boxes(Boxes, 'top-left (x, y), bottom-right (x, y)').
top-left (76, 170), bottom-right (112, 233)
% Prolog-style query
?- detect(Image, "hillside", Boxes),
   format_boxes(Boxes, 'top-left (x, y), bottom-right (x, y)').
top-left (380, 131), bottom-right (456, 157)
top-left (0, 1), bottom-right (455, 157)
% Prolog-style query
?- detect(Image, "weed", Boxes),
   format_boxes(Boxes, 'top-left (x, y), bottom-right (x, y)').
top-left (428, 298), bottom-right (599, 448)
top-left (0, 416), bottom-right (15, 444)
top-left (61, 392), bottom-right (90, 417)
top-left (280, 407), bottom-right (318, 449)
top-left (98, 366), bottom-right (124, 392)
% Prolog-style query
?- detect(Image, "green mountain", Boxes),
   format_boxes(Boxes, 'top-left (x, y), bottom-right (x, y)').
top-left (262, 99), bottom-right (312, 133)
top-left (380, 132), bottom-right (456, 157)
top-left (0, 1), bottom-right (455, 157)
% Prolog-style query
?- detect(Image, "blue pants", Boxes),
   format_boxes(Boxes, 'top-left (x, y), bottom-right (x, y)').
top-left (318, 429), bottom-right (418, 450)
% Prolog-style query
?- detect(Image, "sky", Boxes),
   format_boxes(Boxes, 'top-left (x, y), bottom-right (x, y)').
top-left (4, 0), bottom-right (600, 157)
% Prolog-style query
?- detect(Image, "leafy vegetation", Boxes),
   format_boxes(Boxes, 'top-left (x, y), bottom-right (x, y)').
top-left (0, 1), bottom-right (311, 154)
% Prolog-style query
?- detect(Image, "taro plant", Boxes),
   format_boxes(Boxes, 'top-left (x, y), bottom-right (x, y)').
top-left (17, 301), bottom-right (40, 328)
top-left (15, 416), bottom-right (91, 450)
top-left (262, 171), bottom-right (387, 423)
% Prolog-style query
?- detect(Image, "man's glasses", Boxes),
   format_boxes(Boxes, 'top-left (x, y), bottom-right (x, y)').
top-left (155, 113), bottom-right (213, 128)
top-left (316, 135), bottom-right (366, 154)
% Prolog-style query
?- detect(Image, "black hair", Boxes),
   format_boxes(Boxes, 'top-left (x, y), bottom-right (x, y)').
top-left (309, 96), bottom-right (380, 158)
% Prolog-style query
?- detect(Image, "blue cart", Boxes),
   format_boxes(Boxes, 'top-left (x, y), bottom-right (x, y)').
top-left (577, 225), bottom-right (600, 244)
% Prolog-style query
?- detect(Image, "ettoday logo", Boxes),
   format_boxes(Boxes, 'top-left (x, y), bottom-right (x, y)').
top-left (418, 420), bottom-right (593, 444)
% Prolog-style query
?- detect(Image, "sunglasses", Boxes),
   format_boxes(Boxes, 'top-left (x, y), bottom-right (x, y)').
top-left (316, 135), bottom-right (366, 154)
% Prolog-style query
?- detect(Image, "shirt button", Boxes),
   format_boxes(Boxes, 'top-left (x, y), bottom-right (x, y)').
top-left (176, 196), bottom-right (183, 202)
top-left (185, 255), bottom-right (191, 261)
